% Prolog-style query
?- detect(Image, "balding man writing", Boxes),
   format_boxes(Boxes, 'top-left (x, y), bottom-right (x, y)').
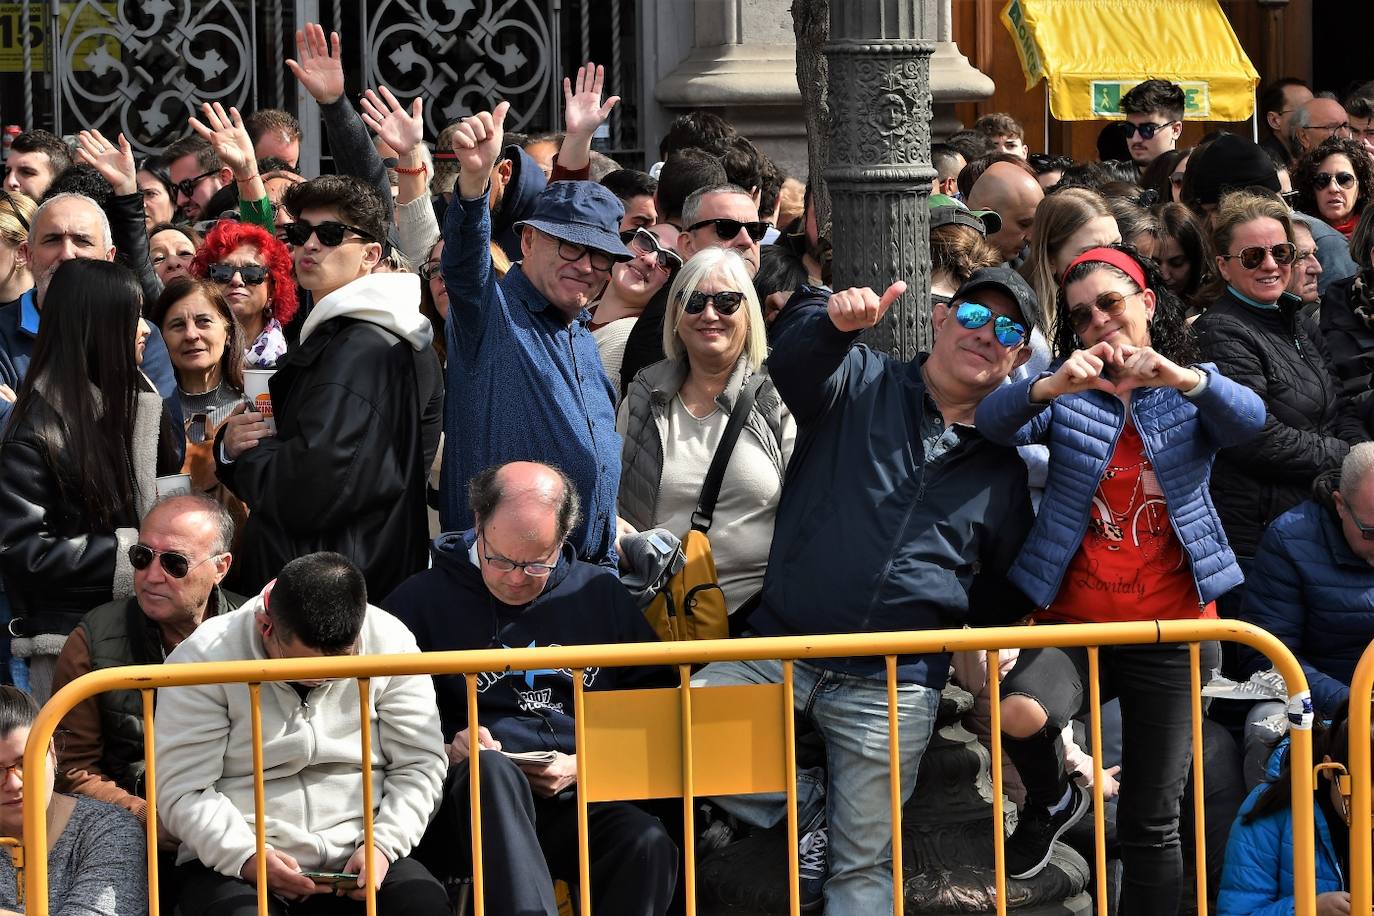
top-left (966, 161), bottom-right (1044, 265)
top-left (387, 461), bottom-right (677, 916)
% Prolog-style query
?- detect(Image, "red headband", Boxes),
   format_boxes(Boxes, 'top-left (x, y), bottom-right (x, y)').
top-left (1062, 246), bottom-right (1147, 291)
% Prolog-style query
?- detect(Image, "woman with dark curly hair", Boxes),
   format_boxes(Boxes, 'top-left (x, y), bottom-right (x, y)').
top-left (976, 244), bottom-right (1264, 904)
top-left (1292, 135), bottom-right (1374, 239)
top-left (189, 220), bottom-right (297, 367)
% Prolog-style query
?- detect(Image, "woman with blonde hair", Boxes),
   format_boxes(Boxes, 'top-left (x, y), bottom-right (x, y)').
top-left (0, 190), bottom-right (34, 311)
top-left (618, 247), bottom-right (794, 619)
top-left (1020, 187), bottom-right (1121, 324)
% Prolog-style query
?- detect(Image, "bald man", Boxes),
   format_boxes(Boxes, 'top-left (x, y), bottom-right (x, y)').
top-left (1291, 97), bottom-right (1353, 156)
top-left (386, 461), bottom-right (677, 916)
top-left (966, 161), bottom-right (1045, 264)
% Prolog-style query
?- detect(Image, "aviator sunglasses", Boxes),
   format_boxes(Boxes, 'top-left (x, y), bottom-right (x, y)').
top-left (954, 302), bottom-right (1026, 348)
top-left (1313, 171), bottom-right (1357, 191)
top-left (128, 544), bottom-right (220, 579)
top-left (1219, 243), bottom-right (1297, 271)
top-left (1068, 290), bottom-right (1146, 334)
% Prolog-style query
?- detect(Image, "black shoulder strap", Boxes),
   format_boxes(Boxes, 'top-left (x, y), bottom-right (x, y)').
top-left (691, 374), bottom-right (765, 533)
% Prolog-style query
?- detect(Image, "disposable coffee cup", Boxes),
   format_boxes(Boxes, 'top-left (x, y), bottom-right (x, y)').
top-left (243, 369), bottom-right (276, 435)
top-left (154, 474), bottom-right (192, 499)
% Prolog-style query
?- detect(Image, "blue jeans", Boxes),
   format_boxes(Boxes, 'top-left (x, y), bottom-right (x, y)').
top-left (691, 659), bottom-right (940, 915)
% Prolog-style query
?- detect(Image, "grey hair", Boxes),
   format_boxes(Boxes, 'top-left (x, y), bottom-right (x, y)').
top-left (681, 183), bottom-right (754, 229)
top-left (31, 192), bottom-right (113, 250)
top-left (146, 492), bottom-right (236, 555)
top-left (1341, 442), bottom-right (1374, 500)
top-left (1288, 93), bottom-right (1342, 153)
top-left (469, 462), bottom-right (582, 543)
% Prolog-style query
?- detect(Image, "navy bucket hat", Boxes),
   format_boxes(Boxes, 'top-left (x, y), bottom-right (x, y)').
top-left (515, 181), bottom-right (633, 261)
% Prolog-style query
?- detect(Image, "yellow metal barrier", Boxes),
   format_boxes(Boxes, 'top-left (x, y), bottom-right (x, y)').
top-left (1345, 643), bottom-right (1374, 913)
top-left (15, 618), bottom-right (1317, 916)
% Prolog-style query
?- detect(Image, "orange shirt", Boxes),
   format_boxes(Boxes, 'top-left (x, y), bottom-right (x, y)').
top-left (1043, 422), bottom-right (1216, 624)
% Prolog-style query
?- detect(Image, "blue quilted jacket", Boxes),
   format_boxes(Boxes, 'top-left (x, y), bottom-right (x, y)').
top-left (975, 365), bottom-right (1266, 610)
top-left (1217, 782), bottom-right (1344, 916)
top-left (1238, 478), bottom-right (1374, 715)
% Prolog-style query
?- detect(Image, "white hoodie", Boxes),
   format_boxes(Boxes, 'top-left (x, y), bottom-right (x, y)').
top-left (297, 272), bottom-right (434, 351)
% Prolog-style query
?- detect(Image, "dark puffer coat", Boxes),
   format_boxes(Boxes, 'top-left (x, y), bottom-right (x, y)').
top-left (1192, 289), bottom-right (1358, 556)
top-left (1316, 271), bottom-right (1374, 435)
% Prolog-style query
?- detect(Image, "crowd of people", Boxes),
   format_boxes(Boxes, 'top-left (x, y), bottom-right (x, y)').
top-left (0, 19), bottom-right (1369, 913)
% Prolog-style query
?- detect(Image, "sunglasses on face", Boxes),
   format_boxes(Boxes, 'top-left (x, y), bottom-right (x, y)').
top-left (620, 228), bottom-right (684, 272)
top-left (954, 302), bottom-right (1026, 348)
top-left (1313, 171), bottom-right (1357, 191)
top-left (1067, 289), bottom-right (1144, 334)
top-left (128, 543), bottom-right (219, 579)
top-left (684, 290), bottom-right (745, 315)
top-left (207, 262), bottom-right (270, 285)
top-left (1220, 242), bottom-right (1297, 270)
top-left (1121, 121), bottom-right (1177, 140)
top-left (279, 219), bottom-right (374, 248)
top-left (686, 218), bottom-right (770, 243)
top-left (173, 169), bottom-right (219, 202)
top-left (548, 236), bottom-right (614, 272)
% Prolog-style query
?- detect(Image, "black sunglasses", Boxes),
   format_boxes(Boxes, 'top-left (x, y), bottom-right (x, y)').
top-left (280, 219), bottom-right (375, 247)
top-left (1313, 171), bottom-right (1357, 191)
top-left (173, 168), bottom-right (219, 202)
top-left (128, 543), bottom-right (218, 579)
top-left (1121, 121), bottom-right (1177, 140)
top-left (686, 218), bottom-right (769, 243)
top-left (620, 228), bottom-right (683, 272)
top-left (1220, 243), bottom-right (1298, 270)
top-left (683, 290), bottom-right (745, 315)
top-left (207, 262), bottom-right (270, 285)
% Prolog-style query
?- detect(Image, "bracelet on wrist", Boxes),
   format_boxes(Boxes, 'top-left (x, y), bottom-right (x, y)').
top-left (235, 174), bottom-right (259, 184)
top-left (394, 163), bottom-right (429, 176)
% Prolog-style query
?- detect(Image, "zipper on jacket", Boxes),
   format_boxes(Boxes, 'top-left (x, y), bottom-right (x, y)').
top-left (1042, 399), bottom-right (1125, 608)
top-left (1129, 397), bottom-right (1207, 608)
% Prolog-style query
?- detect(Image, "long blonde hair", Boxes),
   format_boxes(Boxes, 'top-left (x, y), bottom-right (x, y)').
top-left (1019, 187), bottom-right (1115, 327)
top-left (662, 247), bottom-right (767, 371)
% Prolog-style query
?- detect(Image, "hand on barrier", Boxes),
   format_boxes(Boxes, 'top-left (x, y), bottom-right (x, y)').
top-left (240, 848), bottom-right (328, 900)
top-left (222, 403), bottom-right (273, 460)
top-left (339, 844), bottom-right (390, 900)
top-left (453, 101), bottom-right (511, 200)
top-left (75, 128), bottom-right (137, 195)
top-left (286, 23), bottom-right (345, 106)
top-left (826, 281), bottom-right (906, 333)
top-left (518, 752), bottom-right (578, 797)
top-left (447, 726), bottom-right (500, 765)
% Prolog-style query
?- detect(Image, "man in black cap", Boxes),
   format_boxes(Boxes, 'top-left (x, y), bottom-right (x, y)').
top-left (438, 101), bottom-right (632, 567)
top-left (691, 269), bottom-right (1037, 912)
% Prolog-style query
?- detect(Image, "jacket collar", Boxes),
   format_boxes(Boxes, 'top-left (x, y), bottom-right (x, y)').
top-left (18, 288), bottom-right (37, 337)
top-left (644, 353), bottom-right (754, 413)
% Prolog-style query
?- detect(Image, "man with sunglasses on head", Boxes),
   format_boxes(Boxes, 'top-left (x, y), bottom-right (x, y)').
top-left (691, 269), bottom-right (1036, 913)
top-left (1120, 79), bottom-right (1186, 174)
top-left (439, 101), bottom-right (632, 569)
top-left (216, 174), bottom-right (443, 598)
top-left (385, 461), bottom-right (677, 916)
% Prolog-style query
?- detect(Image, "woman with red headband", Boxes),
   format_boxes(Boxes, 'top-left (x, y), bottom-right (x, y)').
top-left (975, 243), bottom-right (1265, 910)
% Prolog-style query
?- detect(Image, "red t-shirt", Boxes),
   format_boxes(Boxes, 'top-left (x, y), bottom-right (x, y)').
top-left (1043, 422), bottom-right (1216, 624)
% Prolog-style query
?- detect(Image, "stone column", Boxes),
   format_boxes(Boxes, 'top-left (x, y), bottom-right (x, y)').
top-left (825, 0), bottom-right (936, 358)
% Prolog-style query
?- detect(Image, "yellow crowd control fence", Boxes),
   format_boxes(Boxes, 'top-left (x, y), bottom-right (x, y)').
top-left (1340, 645), bottom-right (1374, 913)
top-left (17, 619), bottom-right (1317, 916)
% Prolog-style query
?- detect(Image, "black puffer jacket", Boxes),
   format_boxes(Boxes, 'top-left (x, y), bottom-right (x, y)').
top-left (1193, 288), bottom-right (1359, 556)
top-left (1316, 271), bottom-right (1374, 435)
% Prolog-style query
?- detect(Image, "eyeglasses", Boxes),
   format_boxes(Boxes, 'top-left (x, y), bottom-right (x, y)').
top-left (620, 228), bottom-right (684, 273)
top-left (1280, 189), bottom-right (1301, 206)
top-left (1067, 289), bottom-right (1145, 334)
top-left (686, 218), bottom-right (770, 243)
top-left (418, 260), bottom-right (443, 282)
top-left (545, 235), bottom-right (614, 272)
top-left (1303, 122), bottom-right (1351, 137)
top-left (1121, 121), bottom-right (1178, 140)
top-left (1345, 503), bottom-right (1374, 541)
top-left (207, 262), bottom-right (270, 285)
top-left (954, 302), bottom-right (1026, 348)
top-left (0, 190), bottom-right (28, 231)
top-left (479, 529), bottom-right (558, 577)
top-left (173, 169), bottom-right (219, 202)
top-left (128, 544), bottom-right (220, 579)
top-left (684, 290), bottom-right (745, 315)
top-left (1220, 243), bottom-right (1298, 270)
top-left (279, 219), bottom-right (375, 248)
top-left (0, 761), bottom-right (21, 781)
top-left (1313, 171), bottom-right (1357, 191)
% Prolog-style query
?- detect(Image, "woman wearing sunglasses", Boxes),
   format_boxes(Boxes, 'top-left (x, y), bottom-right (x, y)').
top-left (592, 225), bottom-right (682, 395)
top-left (190, 220), bottom-right (297, 367)
top-left (1291, 135), bottom-right (1373, 240)
top-left (0, 260), bottom-right (181, 701)
top-left (976, 244), bottom-right (1263, 904)
top-left (1194, 190), bottom-right (1359, 571)
top-left (151, 277), bottom-right (250, 539)
top-left (617, 247), bottom-right (794, 621)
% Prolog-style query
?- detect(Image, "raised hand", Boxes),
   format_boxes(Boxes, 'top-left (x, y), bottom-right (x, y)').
top-left (563, 62), bottom-right (618, 139)
top-left (1112, 343), bottom-right (1202, 394)
top-left (826, 281), bottom-right (907, 333)
top-left (453, 101), bottom-right (511, 198)
top-left (285, 22), bottom-right (344, 105)
top-left (187, 102), bottom-right (255, 178)
top-left (360, 87), bottom-right (424, 157)
top-left (1032, 341), bottom-right (1119, 401)
top-left (74, 128), bottom-right (136, 195)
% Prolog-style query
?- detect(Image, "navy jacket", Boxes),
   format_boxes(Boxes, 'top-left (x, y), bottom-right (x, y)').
top-left (1238, 474), bottom-right (1374, 715)
top-left (383, 532), bottom-right (668, 751)
top-left (1217, 782), bottom-right (1344, 916)
top-left (750, 292), bottom-right (1035, 687)
top-left (975, 366), bottom-right (1265, 609)
top-left (439, 191), bottom-right (621, 567)
top-left (491, 144), bottom-right (547, 264)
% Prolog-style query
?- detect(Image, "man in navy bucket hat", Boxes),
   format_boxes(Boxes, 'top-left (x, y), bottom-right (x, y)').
top-left (438, 99), bottom-right (631, 568)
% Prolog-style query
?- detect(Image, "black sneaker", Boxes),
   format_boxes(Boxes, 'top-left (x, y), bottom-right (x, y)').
top-left (798, 822), bottom-right (828, 911)
top-left (1005, 783), bottom-right (1091, 880)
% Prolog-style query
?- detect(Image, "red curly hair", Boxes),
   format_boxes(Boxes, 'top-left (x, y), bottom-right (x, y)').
top-left (190, 220), bottom-right (299, 326)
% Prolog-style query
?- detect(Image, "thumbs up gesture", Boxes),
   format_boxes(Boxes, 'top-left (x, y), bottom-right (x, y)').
top-left (826, 281), bottom-right (907, 333)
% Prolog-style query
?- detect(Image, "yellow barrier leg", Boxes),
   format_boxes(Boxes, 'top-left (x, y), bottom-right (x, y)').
top-left (573, 669), bottom-right (592, 916)
top-left (679, 664), bottom-right (697, 916)
top-left (357, 678), bottom-right (377, 916)
top-left (886, 656), bottom-right (904, 916)
top-left (1189, 644), bottom-right (1208, 916)
top-left (141, 689), bottom-right (160, 916)
top-left (466, 677), bottom-right (485, 916)
top-left (783, 661), bottom-right (800, 916)
top-left (1087, 648), bottom-right (1107, 916)
top-left (987, 649), bottom-right (1007, 916)
top-left (249, 684), bottom-right (268, 916)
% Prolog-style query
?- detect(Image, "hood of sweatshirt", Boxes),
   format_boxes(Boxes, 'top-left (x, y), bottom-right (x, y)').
top-left (431, 529), bottom-right (577, 607)
top-left (492, 144), bottom-right (548, 259)
top-left (297, 272), bottom-right (433, 351)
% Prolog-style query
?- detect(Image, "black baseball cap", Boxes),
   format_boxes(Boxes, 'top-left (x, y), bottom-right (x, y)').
top-left (953, 266), bottom-right (1041, 334)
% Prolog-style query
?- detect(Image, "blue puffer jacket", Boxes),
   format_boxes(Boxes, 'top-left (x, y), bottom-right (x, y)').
top-left (975, 365), bottom-right (1266, 609)
top-left (1217, 782), bottom-right (1344, 916)
top-left (1238, 474), bottom-right (1374, 715)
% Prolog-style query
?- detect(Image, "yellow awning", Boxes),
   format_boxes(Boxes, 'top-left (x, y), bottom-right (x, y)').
top-left (1001, 0), bottom-right (1260, 122)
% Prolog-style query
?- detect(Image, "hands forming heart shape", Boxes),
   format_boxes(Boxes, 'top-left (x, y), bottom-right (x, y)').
top-left (1041, 341), bottom-right (1201, 400)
